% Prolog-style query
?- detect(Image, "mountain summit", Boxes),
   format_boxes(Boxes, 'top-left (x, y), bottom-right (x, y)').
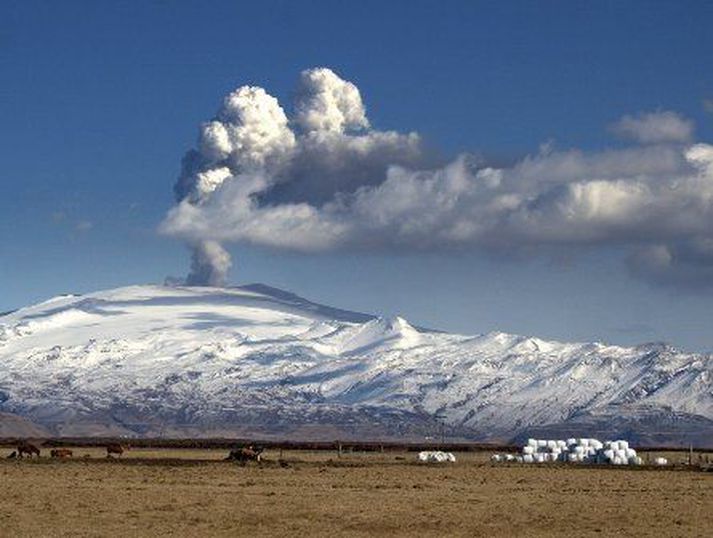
top-left (1, 284), bottom-right (711, 445)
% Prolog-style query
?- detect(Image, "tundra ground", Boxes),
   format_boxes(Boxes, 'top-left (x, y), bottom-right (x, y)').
top-left (0, 448), bottom-right (711, 537)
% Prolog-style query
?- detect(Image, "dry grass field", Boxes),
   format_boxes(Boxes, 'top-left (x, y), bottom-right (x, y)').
top-left (0, 447), bottom-right (711, 537)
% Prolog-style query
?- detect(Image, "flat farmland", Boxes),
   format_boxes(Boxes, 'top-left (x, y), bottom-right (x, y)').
top-left (0, 448), bottom-right (711, 537)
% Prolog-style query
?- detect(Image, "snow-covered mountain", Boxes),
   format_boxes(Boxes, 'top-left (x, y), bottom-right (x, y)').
top-left (1, 284), bottom-right (712, 446)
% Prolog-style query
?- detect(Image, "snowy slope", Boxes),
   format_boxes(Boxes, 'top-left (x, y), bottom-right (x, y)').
top-left (1, 284), bottom-right (712, 445)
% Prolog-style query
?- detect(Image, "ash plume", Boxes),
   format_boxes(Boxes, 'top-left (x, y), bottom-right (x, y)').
top-left (162, 68), bottom-right (713, 288)
top-left (185, 240), bottom-right (232, 287)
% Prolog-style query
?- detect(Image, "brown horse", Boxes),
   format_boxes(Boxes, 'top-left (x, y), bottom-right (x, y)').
top-left (50, 448), bottom-right (73, 458)
top-left (106, 443), bottom-right (128, 458)
top-left (17, 442), bottom-right (41, 458)
top-left (225, 445), bottom-right (264, 464)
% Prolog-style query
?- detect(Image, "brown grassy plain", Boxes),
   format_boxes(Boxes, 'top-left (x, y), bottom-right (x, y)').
top-left (0, 447), bottom-right (711, 537)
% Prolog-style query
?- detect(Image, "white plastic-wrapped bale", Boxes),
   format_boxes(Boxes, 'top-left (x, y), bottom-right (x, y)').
top-left (418, 451), bottom-right (456, 463)
top-left (491, 454), bottom-right (502, 463)
top-left (654, 457), bottom-right (668, 466)
top-left (522, 446), bottom-right (535, 455)
top-left (523, 454), bottom-right (535, 463)
top-left (538, 440), bottom-right (547, 449)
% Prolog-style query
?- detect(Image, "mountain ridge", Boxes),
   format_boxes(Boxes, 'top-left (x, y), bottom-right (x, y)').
top-left (1, 283), bottom-right (711, 446)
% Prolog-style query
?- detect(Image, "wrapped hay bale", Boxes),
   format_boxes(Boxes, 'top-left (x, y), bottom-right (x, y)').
top-left (590, 440), bottom-right (603, 451)
top-left (618, 440), bottom-right (629, 450)
top-left (534, 453), bottom-right (546, 463)
top-left (419, 451), bottom-right (456, 463)
top-left (527, 438), bottom-right (538, 448)
top-left (522, 446), bottom-right (535, 455)
top-left (537, 440), bottom-right (547, 449)
top-left (515, 455), bottom-right (524, 463)
top-left (567, 452), bottom-right (579, 463)
top-left (557, 440), bottom-right (567, 449)
top-left (523, 454), bottom-right (535, 463)
top-left (546, 440), bottom-right (557, 450)
top-left (629, 456), bottom-right (643, 466)
top-left (566, 438), bottom-right (577, 447)
top-left (654, 457), bottom-right (668, 466)
top-left (491, 454), bottom-right (503, 463)
top-left (625, 448), bottom-right (637, 459)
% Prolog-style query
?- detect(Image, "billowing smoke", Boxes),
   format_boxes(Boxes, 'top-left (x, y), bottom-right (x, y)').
top-left (162, 67), bottom-right (713, 288)
top-left (185, 240), bottom-right (232, 286)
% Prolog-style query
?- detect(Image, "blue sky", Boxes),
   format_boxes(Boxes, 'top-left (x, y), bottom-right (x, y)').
top-left (2, 1), bottom-right (713, 351)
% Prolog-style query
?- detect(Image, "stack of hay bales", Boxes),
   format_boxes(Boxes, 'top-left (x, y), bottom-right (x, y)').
top-left (491, 437), bottom-right (644, 466)
top-left (596, 440), bottom-right (643, 465)
top-left (418, 451), bottom-right (456, 463)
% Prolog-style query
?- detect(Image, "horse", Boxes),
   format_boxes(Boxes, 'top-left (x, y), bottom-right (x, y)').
top-left (106, 443), bottom-right (128, 458)
top-left (50, 448), bottom-right (73, 458)
top-left (17, 442), bottom-right (41, 458)
top-left (225, 445), bottom-right (264, 464)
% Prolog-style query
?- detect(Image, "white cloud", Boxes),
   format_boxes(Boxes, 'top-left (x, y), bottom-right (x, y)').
top-left (295, 67), bottom-right (370, 133)
top-left (162, 68), bottom-right (713, 288)
top-left (610, 110), bottom-right (693, 144)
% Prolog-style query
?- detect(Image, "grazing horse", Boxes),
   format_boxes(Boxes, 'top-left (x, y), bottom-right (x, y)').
top-left (106, 443), bottom-right (127, 458)
top-left (17, 442), bottom-right (41, 458)
top-left (225, 445), bottom-right (264, 464)
top-left (50, 448), bottom-right (73, 458)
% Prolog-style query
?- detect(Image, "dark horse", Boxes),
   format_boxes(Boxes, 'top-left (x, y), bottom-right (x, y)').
top-left (225, 445), bottom-right (264, 464)
top-left (106, 443), bottom-right (128, 458)
top-left (17, 442), bottom-right (41, 458)
top-left (50, 448), bottom-right (74, 458)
